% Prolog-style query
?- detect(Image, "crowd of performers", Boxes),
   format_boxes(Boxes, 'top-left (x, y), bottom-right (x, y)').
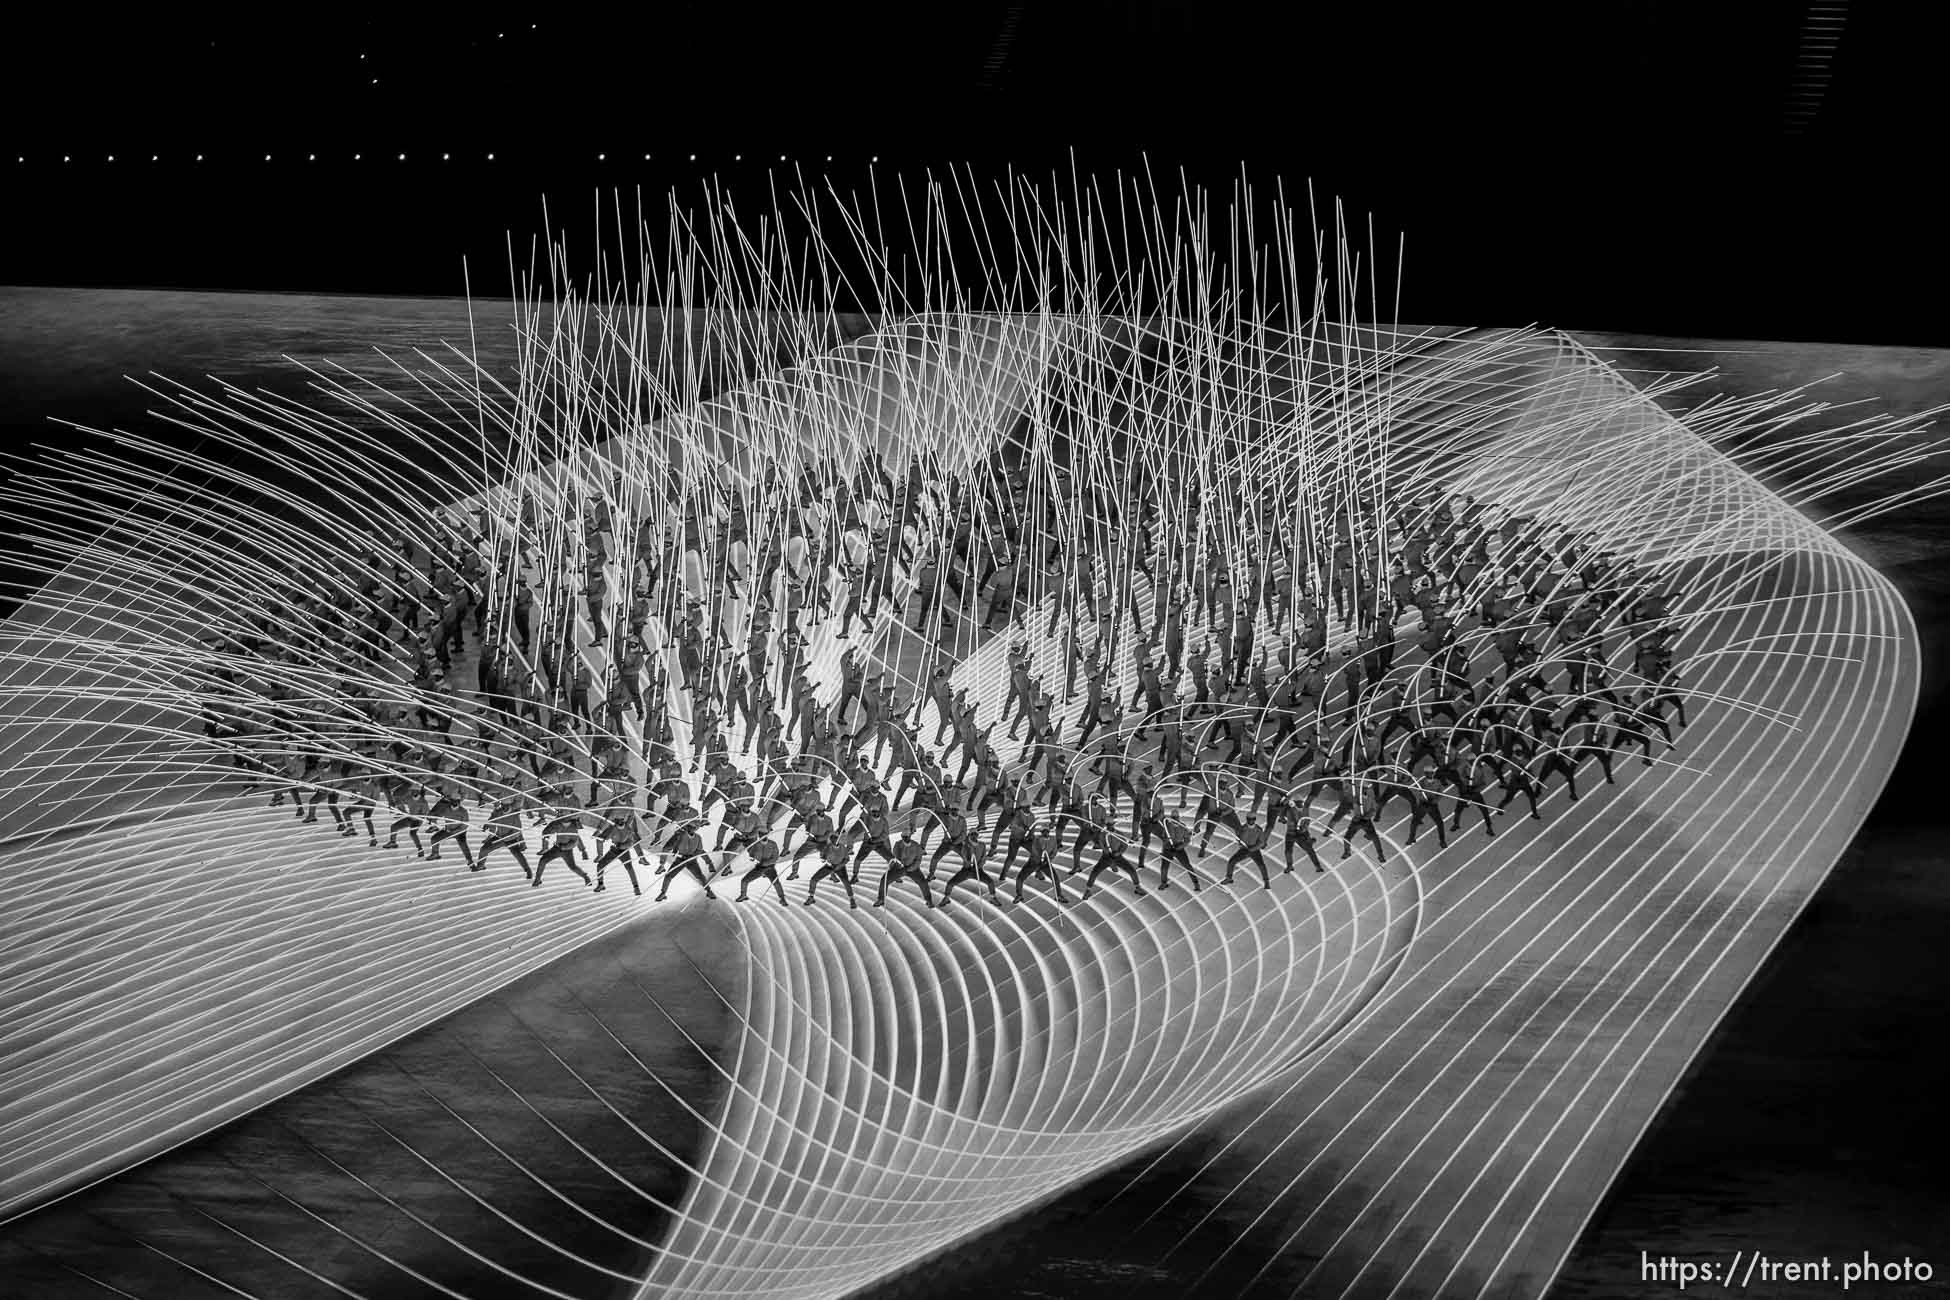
top-left (198, 437), bottom-right (1693, 912)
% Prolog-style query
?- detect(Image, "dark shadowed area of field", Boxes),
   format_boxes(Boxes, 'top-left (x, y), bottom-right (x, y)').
top-left (0, 901), bottom-right (747, 1297)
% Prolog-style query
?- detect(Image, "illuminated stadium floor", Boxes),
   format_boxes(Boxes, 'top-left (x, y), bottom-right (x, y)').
top-left (0, 325), bottom-right (1919, 1299)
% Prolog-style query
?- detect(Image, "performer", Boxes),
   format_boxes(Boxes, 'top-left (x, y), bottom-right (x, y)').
top-left (336, 766), bottom-right (379, 845)
top-left (735, 830), bottom-right (788, 904)
top-left (533, 798), bottom-right (593, 888)
top-left (1161, 589), bottom-right (1186, 676)
top-left (1081, 825), bottom-right (1146, 900)
top-left (301, 755), bottom-right (343, 828)
top-left (1136, 800), bottom-right (1200, 891)
top-left (592, 806), bottom-right (647, 894)
top-left (787, 670), bottom-right (819, 745)
top-left (835, 646), bottom-right (868, 728)
top-left (1017, 690), bottom-right (1062, 774)
top-left (989, 786), bottom-right (1040, 873)
top-left (724, 659), bottom-right (758, 740)
top-left (424, 788), bottom-right (476, 867)
top-left (1154, 708), bottom-right (1191, 774)
top-left (589, 732), bottom-right (632, 810)
top-left (848, 670), bottom-right (887, 742)
top-left (924, 664), bottom-right (959, 745)
top-left (983, 545), bottom-right (1022, 630)
top-left (1631, 686), bottom-right (1676, 747)
top-left (803, 828), bottom-right (860, 908)
top-left (1001, 642), bottom-right (1036, 734)
top-left (955, 715), bottom-right (1001, 789)
top-left (938, 835), bottom-right (1000, 907)
top-left (786, 798), bottom-right (836, 877)
top-left (1129, 651), bottom-right (1169, 741)
top-left (744, 681), bottom-right (784, 757)
top-left (1011, 822), bottom-right (1067, 904)
top-left (475, 792), bottom-right (534, 878)
top-left (1495, 760), bottom-right (1545, 821)
top-left (1641, 653), bottom-right (1690, 730)
top-left (864, 684), bottom-right (911, 768)
top-left (1564, 706), bottom-right (1618, 785)
top-left (1533, 722), bottom-right (1582, 801)
top-left (653, 763), bottom-right (695, 824)
top-left (1049, 787), bottom-right (1109, 865)
top-left (1192, 768), bottom-right (1244, 855)
top-left (1222, 814), bottom-right (1275, 888)
top-left (1403, 770), bottom-right (1451, 849)
top-left (910, 554), bottom-right (945, 635)
top-left (709, 772), bottom-right (761, 849)
top-left (891, 743), bottom-right (946, 812)
top-left (1088, 742), bottom-right (1143, 818)
top-left (1267, 783), bottom-right (1324, 873)
top-left (1438, 750), bottom-right (1499, 837)
top-left (690, 702), bottom-right (724, 766)
top-left (716, 806), bottom-right (768, 877)
top-left (382, 778), bottom-right (430, 855)
top-left (676, 604), bottom-right (706, 692)
top-left (838, 758), bottom-right (887, 824)
top-left (874, 828), bottom-right (937, 908)
top-left (655, 817), bottom-right (717, 901)
top-left (1074, 659), bottom-right (1113, 746)
top-left (270, 750), bottom-right (311, 819)
top-left (1339, 781), bottom-right (1388, 862)
top-left (851, 804), bottom-right (901, 878)
top-left (1605, 700), bottom-right (1660, 767)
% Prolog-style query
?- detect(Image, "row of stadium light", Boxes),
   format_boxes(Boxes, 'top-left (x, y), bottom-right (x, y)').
top-left (18, 154), bottom-right (880, 164)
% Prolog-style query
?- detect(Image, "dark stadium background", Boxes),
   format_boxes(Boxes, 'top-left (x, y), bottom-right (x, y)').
top-left (4, 3), bottom-right (1949, 345)
top-left (2, 4), bottom-right (1946, 1296)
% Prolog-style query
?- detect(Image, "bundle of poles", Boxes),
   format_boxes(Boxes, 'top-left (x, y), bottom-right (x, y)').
top-left (2, 164), bottom-right (1946, 906)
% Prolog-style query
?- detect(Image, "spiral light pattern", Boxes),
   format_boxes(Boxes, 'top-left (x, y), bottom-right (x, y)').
top-left (0, 171), bottom-right (1935, 1299)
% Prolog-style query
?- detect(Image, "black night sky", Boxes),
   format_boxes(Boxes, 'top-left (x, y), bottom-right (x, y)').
top-left (3, 2), bottom-right (1949, 344)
